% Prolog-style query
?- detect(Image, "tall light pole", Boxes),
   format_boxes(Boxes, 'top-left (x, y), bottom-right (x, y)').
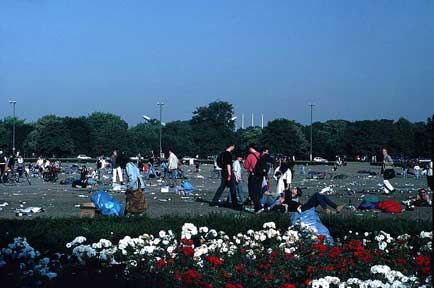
top-left (9, 100), bottom-right (17, 155)
top-left (308, 103), bottom-right (316, 161)
top-left (157, 102), bottom-right (164, 159)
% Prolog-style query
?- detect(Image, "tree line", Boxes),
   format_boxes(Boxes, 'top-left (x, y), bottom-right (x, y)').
top-left (0, 101), bottom-right (432, 160)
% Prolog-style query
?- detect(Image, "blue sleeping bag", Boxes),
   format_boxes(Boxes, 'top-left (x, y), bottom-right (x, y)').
top-left (291, 208), bottom-right (334, 245)
top-left (91, 189), bottom-right (124, 216)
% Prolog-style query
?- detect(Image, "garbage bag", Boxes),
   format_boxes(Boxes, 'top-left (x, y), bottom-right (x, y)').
top-left (291, 208), bottom-right (334, 245)
top-left (91, 189), bottom-right (124, 216)
top-left (181, 181), bottom-right (194, 195)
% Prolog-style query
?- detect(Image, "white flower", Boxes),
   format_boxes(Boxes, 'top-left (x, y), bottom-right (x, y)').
top-left (263, 222), bottom-right (276, 229)
top-left (159, 230), bottom-right (166, 238)
top-left (199, 226), bottom-right (209, 233)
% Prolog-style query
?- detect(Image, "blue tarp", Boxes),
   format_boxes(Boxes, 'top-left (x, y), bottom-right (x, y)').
top-left (181, 181), bottom-right (194, 195)
top-left (90, 189), bottom-right (124, 216)
top-left (291, 208), bottom-right (334, 245)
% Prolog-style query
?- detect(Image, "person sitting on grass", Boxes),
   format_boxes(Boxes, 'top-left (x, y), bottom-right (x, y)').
top-left (278, 186), bottom-right (345, 214)
top-left (402, 188), bottom-right (432, 210)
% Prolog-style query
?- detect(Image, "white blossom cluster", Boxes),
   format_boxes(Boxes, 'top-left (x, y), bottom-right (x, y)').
top-left (374, 231), bottom-right (394, 252)
top-left (1, 223), bottom-right (432, 285)
top-left (311, 265), bottom-right (420, 288)
top-left (0, 237), bottom-right (57, 280)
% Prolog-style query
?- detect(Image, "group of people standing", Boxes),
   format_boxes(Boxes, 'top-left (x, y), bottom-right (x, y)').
top-left (210, 143), bottom-right (345, 214)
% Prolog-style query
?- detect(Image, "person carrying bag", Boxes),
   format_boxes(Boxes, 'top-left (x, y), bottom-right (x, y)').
top-left (125, 160), bottom-right (148, 214)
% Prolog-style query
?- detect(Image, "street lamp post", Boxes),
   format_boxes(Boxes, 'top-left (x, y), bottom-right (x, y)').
top-left (157, 102), bottom-right (164, 159)
top-left (308, 103), bottom-right (315, 161)
top-left (9, 100), bottom-right (17, 155)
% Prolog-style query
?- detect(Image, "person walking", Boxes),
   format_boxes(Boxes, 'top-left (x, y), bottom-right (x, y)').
top-left (382, 148), bottom-right (396, 194)
top-left (210, 144), bottom-right (239, 209)
top-left (111, 149), bottom-right (124, 185)
top-left (123, 157), bottom-right (147, 215)
top-left (167, 149), bottom-right (179, 187)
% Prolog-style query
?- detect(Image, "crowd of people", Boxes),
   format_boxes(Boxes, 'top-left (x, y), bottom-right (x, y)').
top-left (1, 146), bottom-right (432, 216)
top-left (209, 143), bottom-right (348, 214)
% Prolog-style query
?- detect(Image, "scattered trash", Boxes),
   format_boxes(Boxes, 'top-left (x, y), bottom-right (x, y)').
top-left (0, 202), bottom-right (8, 207)
top-left (16, 207), bottom-right (44, 216)
top-left (161, 186), bottom-right (170, 193)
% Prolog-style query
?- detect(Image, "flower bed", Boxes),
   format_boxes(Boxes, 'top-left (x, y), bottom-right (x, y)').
top-left (0, 222), bottom-right (432, 287)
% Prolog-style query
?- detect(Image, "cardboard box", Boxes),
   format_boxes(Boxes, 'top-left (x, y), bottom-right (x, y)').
top-left (80, 202), bottom-right (98, 218)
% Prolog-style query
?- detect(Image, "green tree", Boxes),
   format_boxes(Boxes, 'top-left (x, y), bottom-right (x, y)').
top-left (163, 121), bottom-right (195, 157)
top-left (260, 119), bottom-right (308, 159)
top-left (235, 127), bottom-right (263, 155)
top-left (86, 112), bottom-right (129, 155)
top-left (128, 122), bottom-right (160, 156)
top-left (190, 101), bottom-right (235, 157)
top-left (64, 116), bottom-right (93, 155)
top-left (0, 117), bottom-right (34, 155)
top-left (24, 115), bottom-right (74, 157)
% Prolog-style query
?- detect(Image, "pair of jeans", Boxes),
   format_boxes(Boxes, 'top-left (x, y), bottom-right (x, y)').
top-left (169, 169), bottom-right (178, 186)
top-left (301, 192), bottom-right (337, 211)
top-left (212, 171), bottom-right (237, 207)
top-left (249, 174), bottom-right (263, 211)
top-left (228, 181), bottom-right (245, 204)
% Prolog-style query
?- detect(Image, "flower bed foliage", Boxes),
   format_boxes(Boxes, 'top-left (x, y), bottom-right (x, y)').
top-left (0, 215), bottom-right (432, 287)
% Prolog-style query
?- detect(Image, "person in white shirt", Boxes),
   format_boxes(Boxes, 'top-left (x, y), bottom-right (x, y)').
top-left (232, 155), bottom-right (245, 204)
top-left (168, 149), bottom-right (179, 187)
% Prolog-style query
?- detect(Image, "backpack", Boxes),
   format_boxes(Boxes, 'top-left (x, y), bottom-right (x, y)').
top-left (253, 154), bottom-right (268, 177)
top-left (216, 152), bottom-right (224, 168)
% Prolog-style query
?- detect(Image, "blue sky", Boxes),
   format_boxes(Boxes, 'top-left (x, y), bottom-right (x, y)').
top-left (1, 0), bottom-right (433, 126)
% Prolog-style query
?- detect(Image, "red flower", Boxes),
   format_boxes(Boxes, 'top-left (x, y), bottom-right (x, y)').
top-left (328, 246), bottom-right (341, 259)
top-left (279, 284), bottom-right (296, 288)
top-left (167, 258), bottom-right (175, 265)
top-left (304, 279), bottom-right (312, 285)
top-left (323, 265), bottom-right (335, 272)
top-left (155, 259), bottom-right (166, 268)
top-left (235, 263), bottom-right (246, 273)
top-left (182, 246), bottom-right (195, 257)
top-left (270, 250), bottom-right (279, 258)
top-left (395, 258), bottom-right (406, 266)
top-left (348, 239), bottom-right (362, 250)
top-left (264, 273), bottom-right (273, 281)
top-left (182, 269), bottom-right (202, 285)
top-left (311, 243), bottom-right (327, 253)
top-left (415, 255), bottom-right (430, 267)
top-left (317, 235), bottom-right (326, 242)
top-left (206, 255), bottom-right (223, 266)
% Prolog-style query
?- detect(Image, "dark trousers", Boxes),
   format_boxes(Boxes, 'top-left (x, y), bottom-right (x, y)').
top-left (249, 174), bottom-right (263, 211)
top-left (301, 192), bottom-right (337, 211)
top-left (212, 171), bottom-right (237, 207)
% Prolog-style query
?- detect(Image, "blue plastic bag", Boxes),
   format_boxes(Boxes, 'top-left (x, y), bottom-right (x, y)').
top-left (291, 208), bottom-right (334, 245)
top-left (181, 181), bottom-right (194, 195)
top-left (91, 189), bottom-right (124, 216)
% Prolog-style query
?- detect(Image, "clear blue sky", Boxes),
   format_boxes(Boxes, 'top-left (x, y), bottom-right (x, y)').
top-left (1, 0), bottom-right (433, 126)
